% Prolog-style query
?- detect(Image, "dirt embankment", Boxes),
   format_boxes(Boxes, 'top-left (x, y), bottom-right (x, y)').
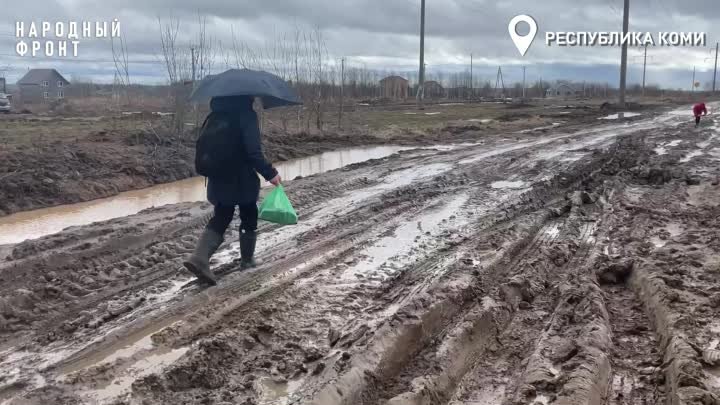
top-left (0, 134), bottom-right (194, 217)
top-left (0, 127), bottom-right (382, 217)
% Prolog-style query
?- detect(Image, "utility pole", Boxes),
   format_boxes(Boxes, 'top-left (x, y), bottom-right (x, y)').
top-left (692, 66), bottom-right (696, 93)
top-left (495, 66), bottom-right (506, 99)
top-left (417, 0), bottom-right (426, 109)
top-left (522, 66), bottom-right (526, 99)
top-left (642, 43), bottom-right (647, 97)
top-left (714, 42), bottom-right (719, 93)
top-left (339, 57), bottom-right (345, 128)
top-left (618, 0), bottom-right (630, 109)
top-left (632, 45), bottom-right (652, 97)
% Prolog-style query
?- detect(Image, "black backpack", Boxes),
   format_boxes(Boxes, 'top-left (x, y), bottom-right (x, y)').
top-left (195, 112), bottom-right (242, 180)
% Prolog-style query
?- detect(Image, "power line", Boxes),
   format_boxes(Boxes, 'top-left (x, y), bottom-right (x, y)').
top-left (619, 0), bottom-right (630, 107)
top-left (417, 0), bottom-right (425, 110)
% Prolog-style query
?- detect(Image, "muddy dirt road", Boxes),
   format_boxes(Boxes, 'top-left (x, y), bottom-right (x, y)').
top-left (2, 105), bottom-right (720, 405)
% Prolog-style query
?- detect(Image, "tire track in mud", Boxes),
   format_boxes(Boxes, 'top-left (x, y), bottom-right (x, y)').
top-left (346, 126), bottom-right (678, 405)
top-left (0, 109), bottom-right (696, 404)
top-left (588, 119), bottom-right (720, 405)
top-left (62, 133), bottom-right (620, 404)
top-left (446, 213), bottom-right (590, 405)
top-left (601, 282), bottom-right (666, 405)
top-left (376, 200), bottom-right (605, 405)
top-left (302, 140), bottom-right (644, 405)
top-left (374, 217), bottom-right (569, 405)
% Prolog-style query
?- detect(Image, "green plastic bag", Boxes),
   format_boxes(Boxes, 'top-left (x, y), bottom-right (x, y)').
top-left (258, 185), bottom-right (298, 225)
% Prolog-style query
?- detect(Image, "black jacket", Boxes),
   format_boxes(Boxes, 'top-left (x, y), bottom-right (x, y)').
top-left (206, 97), bottom-right (278, 206)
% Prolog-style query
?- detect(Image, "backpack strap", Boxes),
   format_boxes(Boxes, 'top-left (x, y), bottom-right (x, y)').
top-left (199, 113), bottom-right (212, 133)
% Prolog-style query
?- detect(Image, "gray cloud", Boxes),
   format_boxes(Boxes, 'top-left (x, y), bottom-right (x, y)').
top-left (0, 0), bottom-right (717, 88)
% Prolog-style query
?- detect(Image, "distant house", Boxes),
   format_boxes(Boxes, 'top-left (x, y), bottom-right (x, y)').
top-left (379, 75), bottom-right (409, 100)
top-left (17, 69), bottom-right (70, 104)
top-left (423, 80), bottom-right (445, 99)
top-left (546, 83), bottom-right (581, 98)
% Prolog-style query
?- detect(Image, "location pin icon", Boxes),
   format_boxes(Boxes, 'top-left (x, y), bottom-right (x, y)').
top-left (508, 15), bottom-right (538, 57)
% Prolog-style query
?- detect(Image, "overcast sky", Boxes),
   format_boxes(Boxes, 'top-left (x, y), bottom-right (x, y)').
top-left (0, 0), bottom-right (718, 89)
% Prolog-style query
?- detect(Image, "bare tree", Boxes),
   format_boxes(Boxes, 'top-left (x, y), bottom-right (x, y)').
top-left (158, 17), bottom-right (193, 136)
top-left (111, 35), bottom-right (131, 105)
top-left (194, 13), bottom-right (216, 81)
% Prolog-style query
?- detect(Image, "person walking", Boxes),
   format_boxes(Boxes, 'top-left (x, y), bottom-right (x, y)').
top-left (693, 102), bottom-right (708, 127)
top-left (184, 96), bottom-right (281, 286)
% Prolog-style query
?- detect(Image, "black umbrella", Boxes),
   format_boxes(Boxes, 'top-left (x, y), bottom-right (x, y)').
top-left (190, 69), bottom-right (302, 109)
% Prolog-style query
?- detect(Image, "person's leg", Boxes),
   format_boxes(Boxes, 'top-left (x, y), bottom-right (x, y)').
top-left (696, 116), bottom-right (701, 127)
top-left (184, 204), bottom-right (234, 285)
top-left (238, 203), bottom-right (259, 268)
top-left (207, 204), bottom-right (234, 235)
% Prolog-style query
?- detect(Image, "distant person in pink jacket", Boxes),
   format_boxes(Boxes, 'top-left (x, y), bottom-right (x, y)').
top-left (693, 102), bottom-right (708, 127)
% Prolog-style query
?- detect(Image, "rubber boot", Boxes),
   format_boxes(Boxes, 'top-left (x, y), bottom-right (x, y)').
top-left (240, 231), bottom-right (258, 269)
top-left (183, 228), bottom-right (223, 285)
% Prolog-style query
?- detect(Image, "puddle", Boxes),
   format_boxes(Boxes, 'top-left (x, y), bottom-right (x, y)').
top-left (467, 118), bottom-right (493, 123)
top-left (0, 348), bottom-right (71, 384)
top-left (518, 122), bottom-right (562, 133)
top-left (651, 223), bottom-right (682, 248)
top-left (599, 112), bottom-right (642, 120)
top-left (340, 194), bottom-right (468, 281)
top-left (100, 336), bottom-right (155, 366)
top-left (459, 137), bottom-right (566, 165)
top-left (83, 345), bottom-right (189, 403)
top-left (544, 223), bottom-right (561, 238)
top-left (210, 162), bottom-right (454, 272)
top-left (533, 394), bottom-right (551, 405)
top-left (429, 142), bottom-right (480, 152)
top-left (680, 150), bottom-right (703, 163)
top-left (458, 122), bottom-right (635, 167)
top-left (655, 139), bottom-right (684, 155)
top-left (490, 181), bottom-right (528, 189)
top-left (256, 377), bottom-right (305, 405)
top-left (0, 146), bottom-right (409, 245)
top-left (651, 237), bottom-right (667, 248)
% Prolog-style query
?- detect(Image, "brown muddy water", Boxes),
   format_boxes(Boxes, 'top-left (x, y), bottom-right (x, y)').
top-left (0, 146), bottom-right (411, 245)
